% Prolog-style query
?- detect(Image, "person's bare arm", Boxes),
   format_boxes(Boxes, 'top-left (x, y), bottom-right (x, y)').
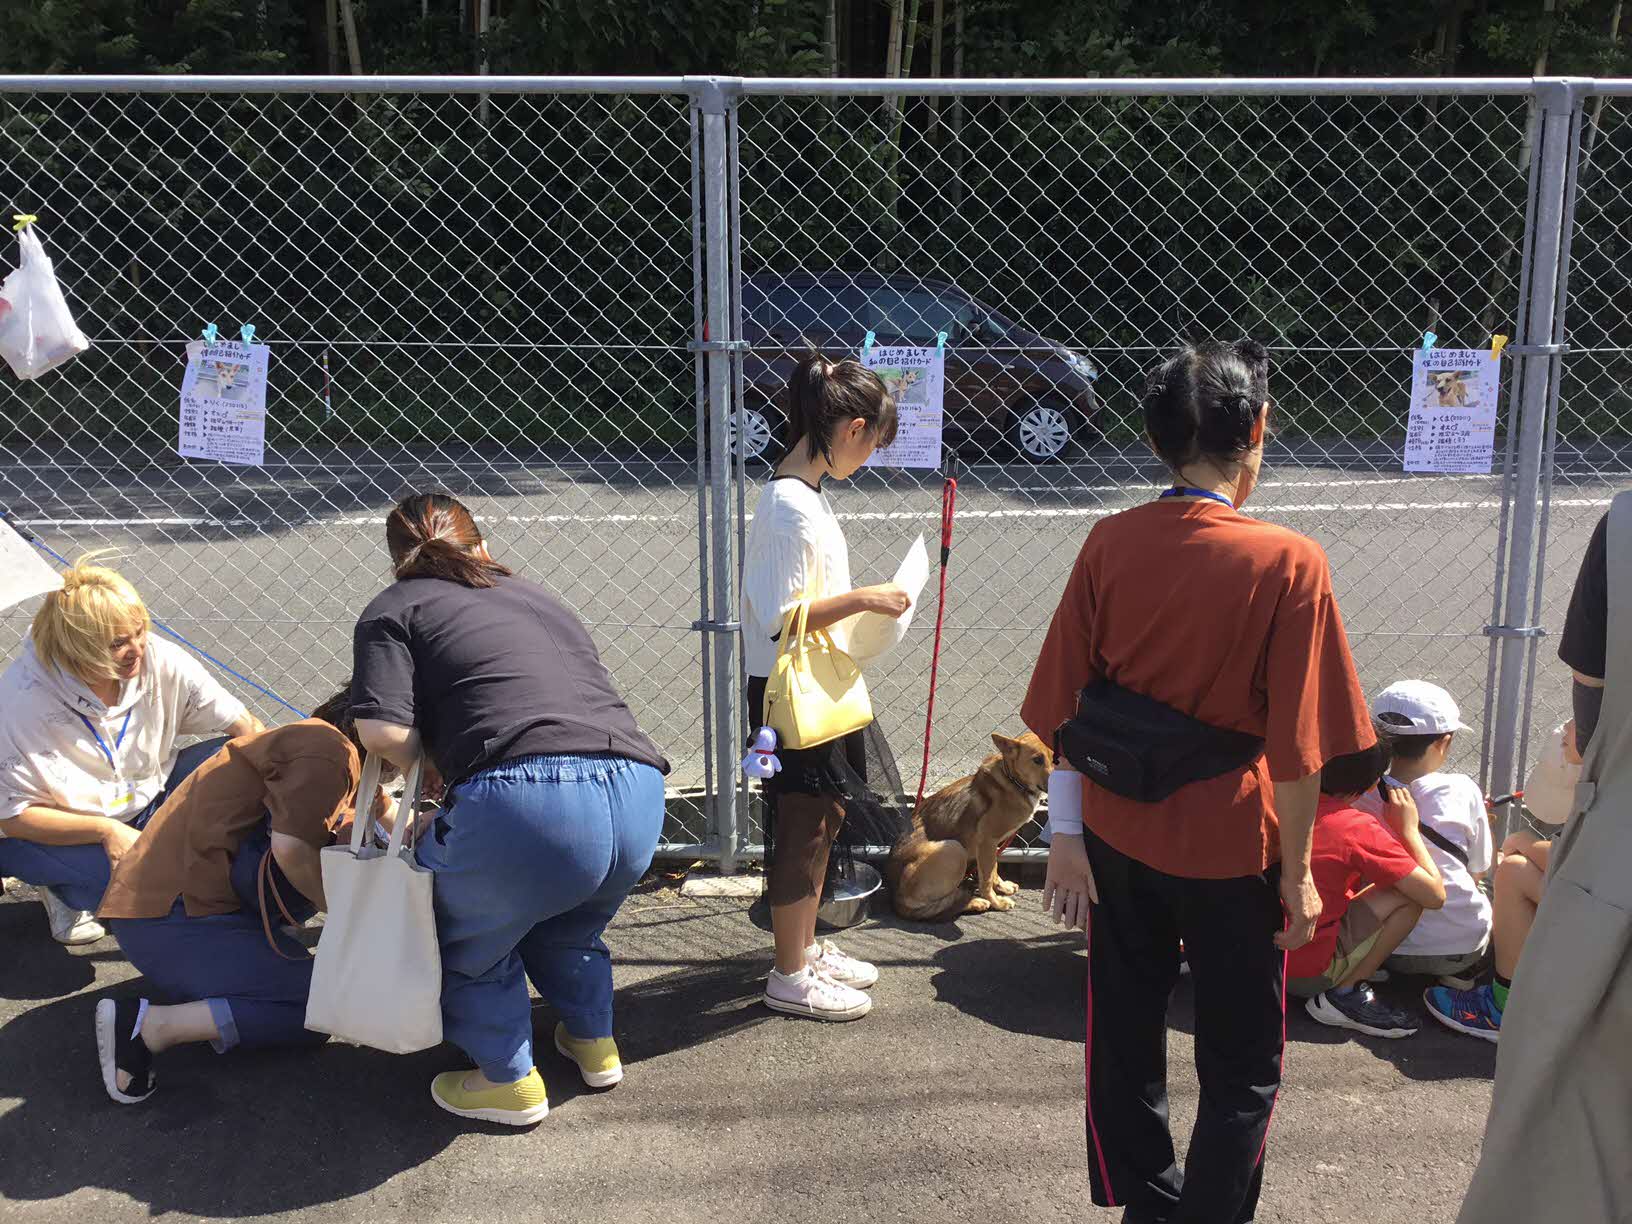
top-left (356, 719), bottom-right (422, 774)
top-left (799, 584), bottom-right (911, 634)
top-left (1274, 772), bottom-right (1322, 951)
top-left (270, 831), bottom-right (326, 909)
top-left (6, 805), bottom-right (139, 863)
top-left (228, 711), bottom-right (266, 739)
top-left (355, 720), bottom-right (442, 801)
top-left (1380, 783), bottom-right (1446, 909)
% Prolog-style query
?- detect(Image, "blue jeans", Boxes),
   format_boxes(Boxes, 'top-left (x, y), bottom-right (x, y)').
top-left (0, 737), bottom-right (227, 912)
top-left (108, 819), bottom-right (323, 1053)
top-left (418, 753), bottom-right (664, 1084)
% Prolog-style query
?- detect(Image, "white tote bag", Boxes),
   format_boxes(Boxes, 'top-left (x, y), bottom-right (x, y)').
top-left (305, 754), bottom-right (444, 1053)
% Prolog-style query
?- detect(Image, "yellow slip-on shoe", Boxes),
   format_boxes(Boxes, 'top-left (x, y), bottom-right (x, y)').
top-left (554, 1021), bottom-right (624, 1088)
top-left (430, 1068), bottom-right (549, 1126)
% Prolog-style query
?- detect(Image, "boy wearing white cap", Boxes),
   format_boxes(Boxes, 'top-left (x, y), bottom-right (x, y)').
top-left (1356, 680), bottom-right (1494, 987)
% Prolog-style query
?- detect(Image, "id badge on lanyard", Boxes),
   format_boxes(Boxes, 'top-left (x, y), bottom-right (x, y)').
top-left (80, 710), bottom-right (138, 817)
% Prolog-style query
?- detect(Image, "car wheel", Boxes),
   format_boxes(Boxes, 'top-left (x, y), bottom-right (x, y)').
top-left (1009, 401), bottom-right (1075, 463)
top-left (727, 405), bottom-right (776, 462)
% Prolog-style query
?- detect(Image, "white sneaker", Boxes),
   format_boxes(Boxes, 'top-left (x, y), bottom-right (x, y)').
top-left (41, 887), bottom-right (105, 945)
top-left (807, 939), bottom-right (879, 989)
top-left (764, 967), bottom-right (871, 1022)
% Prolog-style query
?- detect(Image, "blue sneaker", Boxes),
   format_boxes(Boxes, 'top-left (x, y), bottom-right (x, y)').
top-left (1424, 983), bottom-right (1502, 1042)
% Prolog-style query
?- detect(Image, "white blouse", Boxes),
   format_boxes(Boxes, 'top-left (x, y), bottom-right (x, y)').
top-left (740, 476), bottom-right (854, 678)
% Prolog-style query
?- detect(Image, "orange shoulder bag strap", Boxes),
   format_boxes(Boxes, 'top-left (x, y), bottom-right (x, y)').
top-left (258, 845), bottom-right (306, 961)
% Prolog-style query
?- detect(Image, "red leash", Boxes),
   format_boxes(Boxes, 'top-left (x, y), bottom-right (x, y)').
top-left (914, 473), bottom-right (958, 813)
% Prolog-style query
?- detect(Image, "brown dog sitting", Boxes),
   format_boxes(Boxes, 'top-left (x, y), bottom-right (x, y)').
top-left (886, 732), bottom-right (1053, 922)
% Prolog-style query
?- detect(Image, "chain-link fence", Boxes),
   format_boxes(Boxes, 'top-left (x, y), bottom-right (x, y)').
top-left (0, 75), bottom-right (1623, 862)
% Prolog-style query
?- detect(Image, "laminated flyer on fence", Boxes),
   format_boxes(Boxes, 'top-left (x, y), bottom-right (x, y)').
top-left (177, 339), bottom-right (271, 466)
top-left (847, 533), bottom-right (930, 667)
top-left (861, 344), bottom-right (946, 469)
top-left (1404, 347), bottom-right (1501, 474)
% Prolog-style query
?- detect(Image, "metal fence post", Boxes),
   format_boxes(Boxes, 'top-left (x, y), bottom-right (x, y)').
top-left (694, 76), bottom-right (744, 874)
top-left (1486, 77), bottom-right (1587, 835)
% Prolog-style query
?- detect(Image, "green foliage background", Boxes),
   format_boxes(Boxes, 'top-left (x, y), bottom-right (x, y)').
top-left (0, 1), bottom-right (1627, 454)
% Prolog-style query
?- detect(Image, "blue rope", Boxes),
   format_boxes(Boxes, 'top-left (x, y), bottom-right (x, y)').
top-left (2, 513), bottom-right (309, 719)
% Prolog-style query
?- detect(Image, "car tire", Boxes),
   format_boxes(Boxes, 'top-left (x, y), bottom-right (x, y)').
top-left (727, 405), bottom-right (777, 463)
top-left (1009, 400), bottom-right (1077, 463)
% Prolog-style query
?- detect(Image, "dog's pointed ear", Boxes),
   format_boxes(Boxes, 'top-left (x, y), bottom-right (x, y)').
top-left (991, 732), bottom-right (1019, 753)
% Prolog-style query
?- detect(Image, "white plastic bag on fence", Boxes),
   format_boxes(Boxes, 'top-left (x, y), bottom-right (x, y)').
top-left (1523, 722), bottom-right (1581, 828)
top-left (304, 754), bottom-right (444, 1054)
top-left (0, 219), bottom-right (90, 381)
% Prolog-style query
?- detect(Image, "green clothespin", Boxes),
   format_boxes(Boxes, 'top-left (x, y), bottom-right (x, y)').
top-left (240, 324), bottom-right (256, 345)
top-left (862, 330), bottom-right (877, 356)
top-left (202, 324), bottom-right (219, 344)
top-left (1421, 330), bottom-right (1437, 352)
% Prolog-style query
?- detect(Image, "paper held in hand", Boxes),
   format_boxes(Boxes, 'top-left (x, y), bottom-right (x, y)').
top-left (846, 533), bottom-right (930, 666)
top-left (0, 519), bottom-right (63, 614)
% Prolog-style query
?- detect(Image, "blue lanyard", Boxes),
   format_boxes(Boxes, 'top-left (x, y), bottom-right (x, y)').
top-left (1160, 486), bottom-right (1234, 508)
top-left (78, 710), bottom-right (132, 771)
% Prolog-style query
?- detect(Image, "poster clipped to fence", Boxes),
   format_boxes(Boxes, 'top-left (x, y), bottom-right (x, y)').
top-left (1404, 347), bottom-right (1501, 474)
top-left (861, 343), bottom-right (945, 469)
top-left (177, 339), bottom-right (270, 466)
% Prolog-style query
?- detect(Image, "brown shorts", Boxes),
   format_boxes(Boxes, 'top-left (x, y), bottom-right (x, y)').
top-left (765, 790), bottom-right (846, 907)
top-left (1287, 904), bottom-right (1385, 998)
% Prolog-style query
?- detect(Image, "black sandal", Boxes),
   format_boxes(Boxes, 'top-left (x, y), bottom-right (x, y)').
top-left (95, 998), bottom-right (156, 1104)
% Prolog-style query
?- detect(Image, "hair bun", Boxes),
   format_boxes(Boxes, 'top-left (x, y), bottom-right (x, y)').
top-left (1233, 338), bottom-right (1269, 364)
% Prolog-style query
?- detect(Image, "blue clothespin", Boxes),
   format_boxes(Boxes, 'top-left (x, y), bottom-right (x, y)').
top-left (862, 330), bottom-right (876, 357)
top-left (201, 324), bottom-right (219, 344)
top-left (935, 330), bottom-right (948, 354)
top-left (1421, 330), bottom-right (1437, 352)
top-left (240, 323), bottom-right (256, 345)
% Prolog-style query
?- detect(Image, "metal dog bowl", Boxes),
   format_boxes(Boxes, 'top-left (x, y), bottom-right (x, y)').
top-left (817, 860), bottom-right (882, 930)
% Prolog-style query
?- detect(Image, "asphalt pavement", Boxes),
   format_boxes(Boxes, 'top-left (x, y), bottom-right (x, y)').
top-left (0, 875), bottom-right (1495, 1224)
top-left (0, 441), bottom-right (1621, 825)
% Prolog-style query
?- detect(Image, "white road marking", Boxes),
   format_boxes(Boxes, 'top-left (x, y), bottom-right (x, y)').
top-left (12, 496), bottom-right (1617, 532)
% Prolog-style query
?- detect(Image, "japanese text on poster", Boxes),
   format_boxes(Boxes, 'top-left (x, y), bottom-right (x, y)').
top-left (861, 344), bottom-right (946, 469)
top-left (1404, 348), bottom-right (1501, 474)
top-left (178, 339), bottom-right (270, 467)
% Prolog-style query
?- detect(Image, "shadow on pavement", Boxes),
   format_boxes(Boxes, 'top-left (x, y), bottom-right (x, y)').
top-left (0, 898), bottom-right (101, 1000)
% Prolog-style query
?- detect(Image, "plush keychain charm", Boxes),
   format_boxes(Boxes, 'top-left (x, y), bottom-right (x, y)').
top-left (741, 726), bottom-right (782, 780)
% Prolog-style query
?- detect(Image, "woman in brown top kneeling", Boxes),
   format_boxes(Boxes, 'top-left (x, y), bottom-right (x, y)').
top-left (92, 688), bottom-right (379, 1104)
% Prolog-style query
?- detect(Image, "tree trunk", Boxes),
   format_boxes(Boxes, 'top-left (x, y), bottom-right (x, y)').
top-left (927, 0), bottom-right (944, 139)
top-left (826, 0), bottom-right (839, 77)
top-left (901, 0), bottom-right (921, 76)
top-left (950, 0), bottom-right (964, 208)
top-left (478, 0), bottom-right (492, 125)
top-left (1584, 1), bottom-right (1624, 168)
top-left (338, 0), bottom-right (363, 74)
top-left (326, 0), bottom-right (340, 73)
top-left (883, 0), bottom-right (904, 124)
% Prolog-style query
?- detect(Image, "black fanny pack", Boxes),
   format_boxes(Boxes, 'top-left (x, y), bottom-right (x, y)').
top-left (1056, 680), bottom-right (1265, 804)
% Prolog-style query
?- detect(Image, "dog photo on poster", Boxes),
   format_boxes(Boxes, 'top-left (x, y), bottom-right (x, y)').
top-left (861, 343), bottom-right (946, 469)
top-left (1404, 347), bottom-right (1502, 474)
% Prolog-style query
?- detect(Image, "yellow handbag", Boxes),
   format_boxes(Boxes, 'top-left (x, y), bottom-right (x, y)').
top-left (763, 599), bottom-right (874, 749)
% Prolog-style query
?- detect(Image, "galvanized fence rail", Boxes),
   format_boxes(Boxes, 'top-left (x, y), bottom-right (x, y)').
top-left (1, 75), bottom-right (1625, 863)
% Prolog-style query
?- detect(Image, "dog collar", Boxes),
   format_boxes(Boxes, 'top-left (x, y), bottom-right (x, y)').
top-left (999, 760), bottom-right (1041, 799)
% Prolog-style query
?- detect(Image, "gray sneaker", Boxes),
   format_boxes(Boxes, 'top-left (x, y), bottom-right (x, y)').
top-left (1305, 984), bottom-right (1418, 1039)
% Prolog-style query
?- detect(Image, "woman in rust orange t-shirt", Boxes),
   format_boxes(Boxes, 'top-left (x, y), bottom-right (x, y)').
top-left (1022, 340), bottom-right (1373, 1224)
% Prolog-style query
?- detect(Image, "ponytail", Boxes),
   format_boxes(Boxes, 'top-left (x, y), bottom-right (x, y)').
top-left (785, 352), bottom-right (898, 463)
top-left (1143, 339), bottom-right (1272, 472)
top-left (385, 492), bottom-right (512, 589)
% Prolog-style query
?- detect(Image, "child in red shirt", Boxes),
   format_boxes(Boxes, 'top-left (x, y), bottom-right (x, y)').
top-left (1287, 739), bottom-right (1447, 1038)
